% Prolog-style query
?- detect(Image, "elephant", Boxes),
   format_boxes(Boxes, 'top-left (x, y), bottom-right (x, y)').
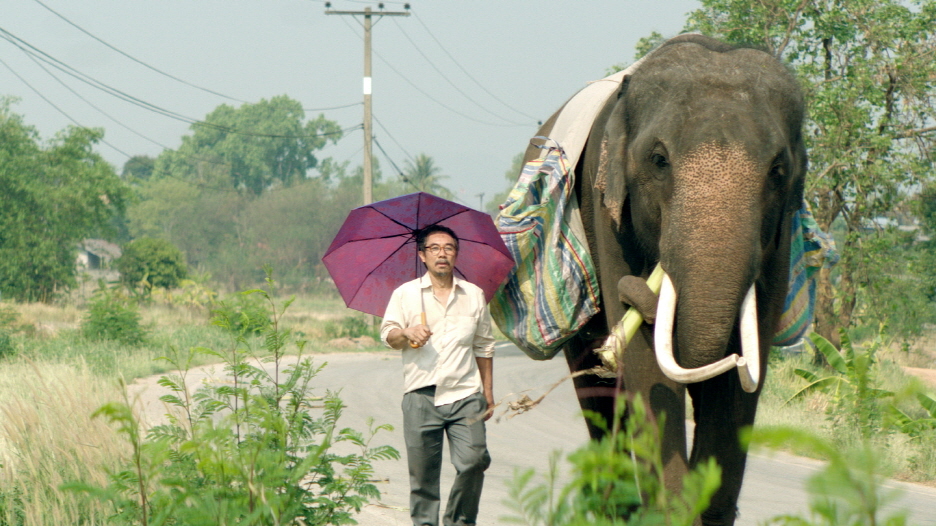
top-left (525, 34), bottom-right (806, 525)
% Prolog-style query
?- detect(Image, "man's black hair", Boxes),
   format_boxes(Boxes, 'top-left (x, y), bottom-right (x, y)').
top-left (416, 224), bottom-right (459, 252)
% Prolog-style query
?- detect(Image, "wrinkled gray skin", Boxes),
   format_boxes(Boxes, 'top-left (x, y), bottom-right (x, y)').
top-left (526, 35), bottom-right (806, 526)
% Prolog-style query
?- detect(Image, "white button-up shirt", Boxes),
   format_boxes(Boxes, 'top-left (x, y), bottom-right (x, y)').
top-left (380, 273), bottom-right (496, 406)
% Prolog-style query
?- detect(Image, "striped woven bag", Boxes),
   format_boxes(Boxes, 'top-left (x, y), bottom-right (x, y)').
top-left (490, 143), bottom-right (600, 360)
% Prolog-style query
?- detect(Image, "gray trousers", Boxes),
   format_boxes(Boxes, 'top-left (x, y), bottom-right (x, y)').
top-left (402, 387), bottom-right (491, 526)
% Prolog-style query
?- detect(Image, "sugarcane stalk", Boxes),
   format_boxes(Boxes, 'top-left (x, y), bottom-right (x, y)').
top-left (595, 263), bottom-right (664, 372)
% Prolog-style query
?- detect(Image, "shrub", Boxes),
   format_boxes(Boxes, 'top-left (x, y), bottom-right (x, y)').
top-left (117, 238), bottom-right (188, 295)
top-left (65, 275), bottom-right (399, 525)
top-left (753, 427), bottom-right (913, 525)
top-left (504, 394), bottom-right (721, 525)
top-left (81, 286), bottom-right (147, 346)
top-left (323, 315), bottom-right (380, 340)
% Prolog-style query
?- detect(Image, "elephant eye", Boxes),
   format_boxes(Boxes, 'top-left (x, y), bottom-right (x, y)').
top-left (650, 153), bottom-right (669, 170)
top-left (768, 157), bottom-right (787, 187)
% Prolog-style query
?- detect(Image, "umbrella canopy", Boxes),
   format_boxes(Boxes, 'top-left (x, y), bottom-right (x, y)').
top-left (322, 192), bottom-right (515, 318)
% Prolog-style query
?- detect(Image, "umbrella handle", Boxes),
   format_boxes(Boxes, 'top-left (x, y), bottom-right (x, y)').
top-left (408, 312), bottom-right (428, 348)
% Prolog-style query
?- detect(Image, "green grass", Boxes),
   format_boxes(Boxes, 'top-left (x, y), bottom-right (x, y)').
top-left (756, 345), bottom-right (936, 484)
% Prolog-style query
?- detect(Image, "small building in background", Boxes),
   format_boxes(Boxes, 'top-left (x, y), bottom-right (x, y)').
top-left (76, 239), bottom-right (122, 283)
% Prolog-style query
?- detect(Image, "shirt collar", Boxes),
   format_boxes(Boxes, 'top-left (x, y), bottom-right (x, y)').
top-left (418, 273), bottom-right (462, 291)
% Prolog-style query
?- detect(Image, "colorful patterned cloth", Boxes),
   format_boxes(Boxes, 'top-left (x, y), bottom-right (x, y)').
top-left (773, 204), bottom-right (839, 346)
top-left (490, 143), bottom-right (600, 360)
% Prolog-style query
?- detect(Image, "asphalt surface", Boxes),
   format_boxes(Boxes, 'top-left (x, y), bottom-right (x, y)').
top-left (128, 342), bottom-right (936, 525)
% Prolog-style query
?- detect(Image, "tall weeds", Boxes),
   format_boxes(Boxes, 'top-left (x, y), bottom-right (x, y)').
top-left (0, 360), bottom-right (124, 525)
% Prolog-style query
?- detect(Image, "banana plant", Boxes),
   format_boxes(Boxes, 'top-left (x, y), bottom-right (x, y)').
top-left (888, 392), bottom-right (936, 439)
top-left (787, 330), bottom-right (894, 437)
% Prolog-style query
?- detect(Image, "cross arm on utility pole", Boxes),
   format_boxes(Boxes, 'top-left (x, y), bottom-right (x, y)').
top-left (325, 2), bottom-right (411, 206)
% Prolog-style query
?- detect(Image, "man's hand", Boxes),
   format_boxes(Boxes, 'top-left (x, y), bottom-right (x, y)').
top-left (483, 393), bottom-right (495, 421)
top-left (404, 324), bottom-right (432, 348)
top-left (387, 325), bottom-right (432, 349)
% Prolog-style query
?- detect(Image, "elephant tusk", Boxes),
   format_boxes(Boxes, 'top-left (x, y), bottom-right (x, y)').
top-left (737, 284), bottom-right (761, 393)
top-left (654, 273), bottom-right (742, 384)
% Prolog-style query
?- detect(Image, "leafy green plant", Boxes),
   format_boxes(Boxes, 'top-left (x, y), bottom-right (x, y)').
top-left (503, 394), bottom-right (721, 526)
top-left (753, 426), bottom-right (912, 526)
top-left (888, 391), bottom-right (936, 440)
top-left (0, 304), bottom-right (19, 359)
top-left (210, 290), bottom-right (272, 335)
top-left (787, 330), bottom-right (893, 437)
top-left (65, 273), bottom-right (399, 525)
top-left (81, 285), bottom-right (147, 346)
top-left (151, 277), bottom-right (218, 310)
top-left (117, 237), bottom-right (188, 296)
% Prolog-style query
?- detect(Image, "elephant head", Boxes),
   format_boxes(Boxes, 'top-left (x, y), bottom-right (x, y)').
top-left (596, 34), bottom-right (806, 392)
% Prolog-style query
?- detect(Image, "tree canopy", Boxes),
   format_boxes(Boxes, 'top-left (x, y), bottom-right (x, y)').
top-left (403, 153), bottom-right (453, 199)
top-left (0, 99), bottom-right (130, 302)
top-left (154, 95), bottom-right (343, 195)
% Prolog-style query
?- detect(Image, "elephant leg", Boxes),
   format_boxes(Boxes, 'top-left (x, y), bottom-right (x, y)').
top-left (687, 374), bottom-right (758, 526)
top-left (563, 333), bottom-right (692, 502)
top-left (622, 336), bottom-right (691, 498)
top-left (562, 338), bottom-right (619, 440)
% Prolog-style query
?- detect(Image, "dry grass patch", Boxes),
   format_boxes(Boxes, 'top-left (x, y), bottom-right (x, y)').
top-left (0, 359), bottom-right (126, 526)
top-left (6, 302), bottom-right (82, 339)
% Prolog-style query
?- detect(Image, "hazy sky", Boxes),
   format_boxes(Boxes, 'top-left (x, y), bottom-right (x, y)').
top-left (2, 0), bottom-right (700, 209)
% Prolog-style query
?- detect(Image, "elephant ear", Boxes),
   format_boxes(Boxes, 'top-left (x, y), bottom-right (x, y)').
top-left (594, 81), bottom-right (630, 227)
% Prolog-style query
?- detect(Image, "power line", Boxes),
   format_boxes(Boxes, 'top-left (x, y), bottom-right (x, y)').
top-left (29, 0), bottom-right (250, 104)
top-left (0, 55), bottom-right (133, 158)
top-left (373, 136), bottom-right (418, 192)
top-left (3, 53), bottom-right (268, 193)
top-left (335, 15), bottom-right (528, 129)
top-left (0, 26), bottom-right (354, 141)
top-left (305, 102), bottom-right (363, 112)
top-left (11, 46), bottom-right (284, 185)
top-left (1, 43), bottom-right (360, 192)
top-left (29, 0), bottom-right (358, 114)
top-left (390, 17), bottom-right (527, 126)
top-left (17, 43), bottom-right (175, 152)
top-left (373, 137), bottom-right (468, 205)
top-left (373, 113), bottom-right (416, 165)
top-left (410, 11), bottom-right (539, 122)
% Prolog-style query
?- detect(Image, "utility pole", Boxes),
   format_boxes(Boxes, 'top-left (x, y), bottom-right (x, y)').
top-left (326, 2), bottom-right (410, 205)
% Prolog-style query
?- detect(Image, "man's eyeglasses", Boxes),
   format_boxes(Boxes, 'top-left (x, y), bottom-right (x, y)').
top-left (424, 244), bottom-right (457, 256)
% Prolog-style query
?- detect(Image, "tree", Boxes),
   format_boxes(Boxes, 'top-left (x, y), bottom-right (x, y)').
top-left (679, 0), bottom-right (936, 344)
top-left (0, 99), bottom-right (130, 302)
top-left (117, 237), bottom-right (188, 294)
top-left (121, 155), bottom-right (155, 182)
top-left (160, 95), bottom-right (342, 195)
top-left (402, 153), bottom-right (454, 199)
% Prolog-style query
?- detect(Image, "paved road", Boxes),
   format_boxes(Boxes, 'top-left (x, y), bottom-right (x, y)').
top-left (129, 343), bottom-right (936, 525)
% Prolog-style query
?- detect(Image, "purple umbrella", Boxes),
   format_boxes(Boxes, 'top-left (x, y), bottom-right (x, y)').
top-left (322, 192), bottom-right (515, 318)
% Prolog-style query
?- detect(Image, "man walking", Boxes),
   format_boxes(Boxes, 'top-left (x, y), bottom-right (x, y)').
top-left (381, 224), bottom-right (495, 526)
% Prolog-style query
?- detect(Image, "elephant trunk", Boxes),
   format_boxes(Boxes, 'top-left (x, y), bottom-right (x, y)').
top-left (653, 141), bottom-right (765, 392)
